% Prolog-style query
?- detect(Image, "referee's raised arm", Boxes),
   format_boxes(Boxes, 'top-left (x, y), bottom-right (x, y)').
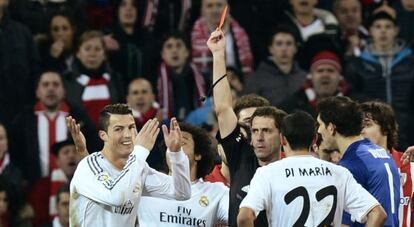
top-left (207, 29), bottom-right (238, 139)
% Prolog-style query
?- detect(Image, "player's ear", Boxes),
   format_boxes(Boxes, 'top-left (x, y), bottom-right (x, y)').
top-left (99, 130), bottom-right (108, 142)
top-left (328, 123), bottom-right (336, 136)
top-left (195, 154), bottom-right (202, 161)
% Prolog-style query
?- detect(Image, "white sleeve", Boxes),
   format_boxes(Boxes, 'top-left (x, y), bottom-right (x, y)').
top-left (217, 187), bottom-right (229, 224)
top-left (143, 148), bottom-right (191, 200)
top-left (239, 167), bottom-right (270, 217)
top-left (343, 168), bottom-right (380, 223)
top-left (71, 145), bottom-right (149, 207)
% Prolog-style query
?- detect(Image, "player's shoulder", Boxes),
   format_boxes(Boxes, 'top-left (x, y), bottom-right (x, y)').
top-left (76, 152), bottom-right (105, 174)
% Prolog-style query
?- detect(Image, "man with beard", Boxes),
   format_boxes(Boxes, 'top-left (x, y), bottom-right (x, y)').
top-left (9, 70), bottom-right (99, 225)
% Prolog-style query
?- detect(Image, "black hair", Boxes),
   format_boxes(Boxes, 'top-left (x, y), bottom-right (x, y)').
top-left (281, 111), bottom-right (316, 150)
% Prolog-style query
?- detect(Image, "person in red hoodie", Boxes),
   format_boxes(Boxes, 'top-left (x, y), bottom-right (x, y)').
top-left (360, 101), bottom-right (414, 227)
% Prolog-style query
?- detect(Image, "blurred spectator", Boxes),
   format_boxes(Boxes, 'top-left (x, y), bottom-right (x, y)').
top-left (191, 0), bottom-right (253, 80)
top-left (38, 12), bottom-right (77, 74)
top-left (283, 0), bottom-right (339, 42)
top-left (280, 49), bottom-right (348, 117)
top-left (8, 0), bottom-right (86, 42)
top-left (345, 11), bottom-right (414, 148)
top-left (0, 0), bottom-right (40, 128)
top-left (104, 0), bottom-right (158, 89)
top-left (0, 123), bottom-right (27, 227)
top-left (392, 0), bottom-right (414, 44)
top-left (126, 78), bottom-right (160, 131)
top-left (48, 140), bottom-right (80, 220)
top-left (243, 25), bottom-right (306, 106)
top-left (9, 71), bottom-right (99, 226)
top-left (0, 175), bottom-right (32, 227)
top-left (84, 0), bottom-right (114, 30)
top-left (334, 0), bottom-right (369, 58)
top-left (42, 184), bottom-right (69, 227)
top-left (226, 67), bottom-right (243, 97)
top-left (63, 30), bottom-right (124, 127)
top-left (157, 32), bottom-right (206, 121)
top-left (228, 0), bottom-right (286, 65)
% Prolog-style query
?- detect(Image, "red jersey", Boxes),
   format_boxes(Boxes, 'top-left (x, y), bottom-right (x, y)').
top-left (391, 149), bottom-right (414, 227)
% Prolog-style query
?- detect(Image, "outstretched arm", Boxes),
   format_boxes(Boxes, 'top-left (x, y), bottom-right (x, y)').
top-left (207, 29), bottom-right (238, 138)
top-left (66, 116), bottom-right (88, 158)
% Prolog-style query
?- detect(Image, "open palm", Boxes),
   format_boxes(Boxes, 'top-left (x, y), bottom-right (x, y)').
top-left (162, 118), bottom-right (182, 152)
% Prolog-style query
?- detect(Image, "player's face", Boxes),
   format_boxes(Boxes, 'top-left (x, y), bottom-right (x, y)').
top-left (311, 64), bottom-right (341, 98)
top-left (36, 72), bottom-right (65, 110)
top-left (361, 117), bottom-right (386, 147)
top-left (269, 33), bottom-right (297, 65)
top-left (369, 19), bottom-right (398, 48)
top-left (166, 131), bottom-right (199, 172)
top-left (335, 0), bottom-right (362, 32)
top-left (57, 144), bottom-right (80, 179)
top-left (127, 79), bottom-right (155, 113)
top-left (202, 0), bottom-right (227, 26)
top-left (57, 192), bottom-right (70, 227)
top-left (102, 114), bottom-right (137, 158)
top-left (316, 115), bottom-right (338, 150)
top-left (238, 107), bottom-right (256, 138)
top-left (161, 38), bottom-right (189, 69)
top-left (76, 37), bottom-right (106, 70)
top-left (0, 125), bottom-right (7, 160)
top-left (251, 117), bottom-right (281, 162)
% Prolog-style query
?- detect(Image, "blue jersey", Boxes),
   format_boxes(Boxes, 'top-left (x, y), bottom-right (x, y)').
top-left (339, 139), bottom-right (400, 227)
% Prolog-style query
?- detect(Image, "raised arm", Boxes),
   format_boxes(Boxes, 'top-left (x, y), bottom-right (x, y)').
top-left (71, 119), bottom-right (160, 206)
top-left (143, 118), bottom-right (191, 200)
top-left (207, 29), bottom-right (238, 138)
top-left (66, 116), bottom-right (88, 158)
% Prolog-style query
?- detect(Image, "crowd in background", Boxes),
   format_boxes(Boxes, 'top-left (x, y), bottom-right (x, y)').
top-left (0, 0), bottom-right (414, 226)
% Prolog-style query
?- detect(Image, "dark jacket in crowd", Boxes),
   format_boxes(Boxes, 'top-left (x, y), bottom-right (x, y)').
top-left (0, 11), bottom-right (40, 127)
top-left (243, 59), bottom-right (307, 106)
top-left (345, 41), bottom-right (414, 149)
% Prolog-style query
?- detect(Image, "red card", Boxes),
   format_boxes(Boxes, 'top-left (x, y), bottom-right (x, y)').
top-left (218, 5), bottom-right (228, 30)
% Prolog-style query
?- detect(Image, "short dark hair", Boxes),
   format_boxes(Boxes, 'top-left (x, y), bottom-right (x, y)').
top-left (76, 30), bottom-right (105, 54)
top-left (281, 111), bottom-right (316, 150)
top-left (250, 106), bottom-right (287, 130)
top-left (160, 123), bottom-right (215, 179)
top-left (56, 184), bottom-right (70, 204)
top-left (99, 104), bottom-right (133, 132)
top-left (360, 101), bottom-right (398, 150)
top-left (161, 31), bottom-right (190, 51)
top-left (234, 94), bottom-right (270, 117)
top-left (268, 24), bottom-right (299, 47)
top-left (36, 70), bottom-right (63, 88)
top-left (367, 11), bottom-right (397, 29)
top-left (317, 96), bottom-right (362, 137)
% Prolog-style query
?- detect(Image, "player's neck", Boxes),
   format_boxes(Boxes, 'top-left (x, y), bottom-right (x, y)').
top-left (190, 164), bottom-right (198, 182)
top-left (101, 148), bottom-right (128, 170)
top-left (220, 162), bottom-right (230, 183)
top-left (337, 135), bottom-right (364, 155)
top-left (285, 149), bottom-right (310, 157)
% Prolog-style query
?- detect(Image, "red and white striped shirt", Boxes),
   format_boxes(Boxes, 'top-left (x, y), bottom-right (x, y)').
top-left (391, 149), bottom-right (414, 227)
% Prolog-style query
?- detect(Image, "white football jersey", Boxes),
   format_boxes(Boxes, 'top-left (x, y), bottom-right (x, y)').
top-left (138, 179), bottom-right (229, 227)
top-left (240, 155), bottom-right (380, 227)
top-left (69, 145), bottom-right (191, 227)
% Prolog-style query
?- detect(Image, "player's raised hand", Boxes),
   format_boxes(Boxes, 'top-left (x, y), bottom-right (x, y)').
top-left (135, 118), bottom-right (160, 151)
top-left (66, 116), bottom-right (88, 158)
top-left (162, 118), bottom-right (182, 153)
top-left (207, 29), bottom-right (225, 55)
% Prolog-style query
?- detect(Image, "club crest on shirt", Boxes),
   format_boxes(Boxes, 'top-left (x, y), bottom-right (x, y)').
top-left (97, 172), bottom-right (113, 185)
top-left (133, 183), bottom-right (141, 193)
top-left (199, 195), bottom-right (209, 207)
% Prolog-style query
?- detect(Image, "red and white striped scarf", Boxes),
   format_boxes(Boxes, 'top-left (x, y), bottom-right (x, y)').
top-left (303, 74), bottom-right (348, 108)
top-left (132, 102), bottom-right (159, 130)
top-left (49, 168), bottom-right (68, 218)
top-left (77, 73), bottom-right (111, 127)
top-left (157, 62), bottom-right (205, 120)
top-left (142, 0), bottom-right (191, 32)
top-left (191, 17), bottom-right (253, 75)
top-left (34, 101), bottom-right (70, 177)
